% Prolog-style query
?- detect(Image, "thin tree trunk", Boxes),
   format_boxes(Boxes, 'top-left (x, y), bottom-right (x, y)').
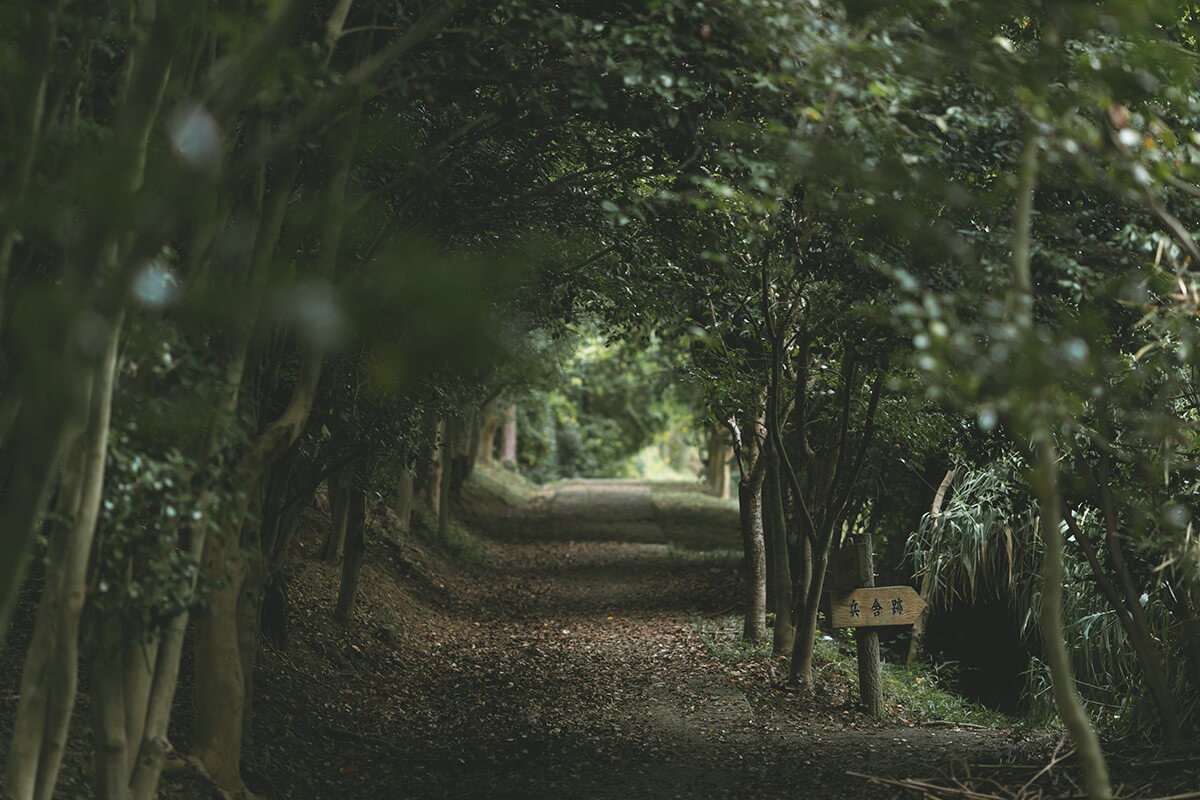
top-left (126, 514), bottom-right (212, 799)
top-left (334, 483), bottom-right (367, 625)
top-left (323, 464), bottom-right (352, 562)
top-left (789, 549), bottom-right (828, 686)
top-left (1062, 505), bottom-right (1183, 749)
top-left (395, 461), bottom-right (414, 537)
top-left (475, 403), bottom-right (501, 464)
top-left (764, 445), bottom-right (793, 654)
top-left (0, 417), bottom-right (70, 644)
top-left (707, 425), bottom-right (730, 500)
top-left (1011, 129), bottom-right (1110, 800)
top-left (738, 478), bottom-right (767, 643)
top-left (737, 427), bottom-right (767, 644)
top-left (4, 314), bottom-right (121, 800)
top-left (91, 613), bottom-right (132, 800)
top-left (460, 405), bottom-right (480, 486)
top-left (438, 417), bottom-right (460, 541)
top-left (1035, 438), bottom-right (1112, 800)
top-left (191, 525), bottom-right (249, 796)
top-left (856, 530), bottom-right (883, 716)
top-left (189, 108), bottom-right (355, 783)
top-left (499, 404), bottom-right (517, 465)
top-left (907, 467), bottom-right (955, 665)
top-left (119, 638), bottom-right (158, 780)
top-left (426, 417), bottom-right (446, 517)
top-left (191, 349), bottom-right (324, 797)
top-left (792, 533), bottom-right (812, 650)
top-left (1092, 464), bottom-right (1183, 748)
top-left (238, 502), bottom-right (267, 749)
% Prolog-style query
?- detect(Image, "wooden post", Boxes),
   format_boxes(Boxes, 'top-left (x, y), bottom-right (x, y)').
top-left (825, 541), bottom-right (925, 718)
top-left (856, 532), bottom-right (883, 716)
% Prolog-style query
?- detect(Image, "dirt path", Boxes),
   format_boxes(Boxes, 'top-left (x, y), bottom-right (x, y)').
top-left (363, 479), bottom-right (1025, 799)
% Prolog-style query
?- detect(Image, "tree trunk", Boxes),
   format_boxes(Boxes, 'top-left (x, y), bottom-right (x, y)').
top-left (856, 531), bottom-right (883, 716)
top-left (1011, 129), bottom-right (1110, 800)
top-left (191, 524), bottom-right (249, 796)
top-left (475, 402), bottom-right (501, 464)
top-left (0, 415), bottom-right (68, 645)
top-left (425, 417), bottom-right (446, 518)
top-left (322, 463), bottom-right (352, 562)
top-left (764, 446), bottom-right (793, 654)
top-left (334, 483), bottom-right (367, 625)
top-left (1064, 498), bottom-right (1184, 749)
top-left (438, 417), bottom-right (460, 542)
top-left (91, 615), bottom-right (160, 800)
top-left (191, 348), bottom-right (324, 798)
top-left (789, 548), bottom-right (828, 687)
top-left (792, 533), bottom-right (812, 650)
top-left (237, 517), bottom-right (267, 749)
top-left (459, 405), bottom-right (479, 488)
top-left (395, 462), bottom-right (414, 537)
top-left (1034, 437), bottom-right (1112, 800)
top-left (449, 413), bottom-right (471, 498)
top-left (91, 613), bottom-right (132, 800)
top-left (706, 425), bottom-right (731, 500)
top-left (907, 467), bottom-right (955, 665)
top-left (499, 404), bottom-right (517, 465)
top-left (125, 511), bottom-right (213, 800)
top-left (4, 313), bottom-right (121, 800)
top-left (737, 429), bottom-right (767, 644)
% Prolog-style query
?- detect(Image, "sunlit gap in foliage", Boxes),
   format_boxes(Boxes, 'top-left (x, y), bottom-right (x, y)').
top-left (517, 323), bottom-right (702, 483)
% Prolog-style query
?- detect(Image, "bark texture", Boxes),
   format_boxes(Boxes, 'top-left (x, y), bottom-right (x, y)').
top-left (763, 448), bottom-right (793, 654)
top-left (1035, 439), bottom-right (1111, 800)
top-left (499, 404), bottom-right (517, 465)
top-left (735, 421), bottom-right (768, 644)
top-left (4, 314), bottom-right (121, 800)
top-left (855, 532), bottom-right (883, 716)
top-left (334, 482), bottom-right (368, 625)
top-left (475, 402), bottom-right (501, 464)
top-left (906, 467), bottom-right (955, 666)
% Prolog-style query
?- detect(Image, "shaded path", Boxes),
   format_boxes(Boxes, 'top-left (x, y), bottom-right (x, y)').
top-left (381, 479), bottom-right (1022, 799)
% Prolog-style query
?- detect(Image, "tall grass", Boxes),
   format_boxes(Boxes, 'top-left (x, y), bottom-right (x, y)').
top-left (905, 455), bottom-right (1199, 734)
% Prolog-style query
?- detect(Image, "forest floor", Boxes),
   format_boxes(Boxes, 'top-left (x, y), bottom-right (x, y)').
top-left (4, 465), bottom-right (1198, 799)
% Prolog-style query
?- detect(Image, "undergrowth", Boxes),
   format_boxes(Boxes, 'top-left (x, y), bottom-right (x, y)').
top-left (665, 542), bottom-right (741, 564)
top-left (694, 615), bottom-right (1016, 728)
top-left (651, 486), bottom-right (740, 515)
top-left (468, 463), bottom-right (543, 507)
top-left (406, 507), bottom-right (492, 565)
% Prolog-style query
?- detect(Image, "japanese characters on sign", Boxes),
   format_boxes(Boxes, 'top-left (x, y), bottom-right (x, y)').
top-left (830, 586), bottom-right (924, 628)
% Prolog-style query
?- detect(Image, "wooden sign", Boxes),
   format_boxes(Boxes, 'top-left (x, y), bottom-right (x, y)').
top-left (830, 586), bottom-right (924, 629)
top-left (826, 543), bottom-right (871, 591)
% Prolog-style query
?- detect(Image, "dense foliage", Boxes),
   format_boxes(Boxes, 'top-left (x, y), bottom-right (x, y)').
top-left (3, 1), bottom-right (1200, 799)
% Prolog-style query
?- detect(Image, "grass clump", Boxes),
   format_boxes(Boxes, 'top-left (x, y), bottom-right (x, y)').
top-left (665, 542), bottom-right (741, 565)
top-left (694, 615), bottom-right (1016, 728)
top-left (651, 486), bottom-right (739, 516)
top-left (882, 662), bottom-right (1014, 727)
top-left (692, 614), bottom-right (774, 663)
top-left (469, 462), bottom-right (542, 508)
top-left (817, 632), bottom-right (1015, 726)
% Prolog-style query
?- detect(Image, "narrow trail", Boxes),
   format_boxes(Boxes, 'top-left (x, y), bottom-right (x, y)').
top-left (372, 479), bottom-right (1022, 799)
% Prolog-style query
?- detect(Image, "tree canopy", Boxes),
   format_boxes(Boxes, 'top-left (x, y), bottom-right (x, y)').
top-left (4, 1), bottom-right (1200, 799)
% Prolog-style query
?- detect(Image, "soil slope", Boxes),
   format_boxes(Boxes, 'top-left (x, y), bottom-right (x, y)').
top-left (1, 473), bottom-right (1037, 799)
top-left (236, 474), bottom-right (1026, 799)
